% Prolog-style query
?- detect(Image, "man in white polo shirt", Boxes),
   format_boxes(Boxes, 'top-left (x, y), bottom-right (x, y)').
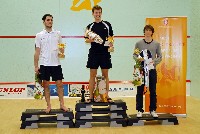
top-left (34, 14), bottom-right (67, 113)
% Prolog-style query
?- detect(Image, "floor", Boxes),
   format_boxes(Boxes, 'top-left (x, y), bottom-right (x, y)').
top-left (0, 96), bottom-right (200, 134)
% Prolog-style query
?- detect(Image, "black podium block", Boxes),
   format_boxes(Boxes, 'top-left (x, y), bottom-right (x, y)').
top-left (127, 114), bottom-right (179, 126)
top-left (75, 99), bottom-right (128, 128)
top-left (21, 120), bottom-right (74, 129)
top-left (21, 109), bottom-right (74, 121)
top-left (75, 110), bottom-right (127, 119)
top-left (20, 109), bottom-right (74, 129)
top-left (75, 117), bottom-right (127, 128)
top-left (75, 99), bottom-right (127, 112)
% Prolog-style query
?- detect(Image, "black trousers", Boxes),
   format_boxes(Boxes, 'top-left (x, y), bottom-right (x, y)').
top-left (136, 69), bottom-right (157, 112)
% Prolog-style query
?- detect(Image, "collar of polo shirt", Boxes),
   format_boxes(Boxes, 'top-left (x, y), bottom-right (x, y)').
top-left (43, 29), bottom-right (55, 34)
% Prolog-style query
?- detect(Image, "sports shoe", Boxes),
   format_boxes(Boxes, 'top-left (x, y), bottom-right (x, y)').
top-left (136, 111), bottom-right (143, 117)
top-left (150, 110), bottom-right (158, 117)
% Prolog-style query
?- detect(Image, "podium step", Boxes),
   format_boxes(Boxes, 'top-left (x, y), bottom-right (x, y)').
top-left (75, 118), bottom-right (127, 128)
top-left (127, 114), bottom-right (179, 126)
top-left (75, 111), bottom-right (127, 119)
top-left (20, 120), bottom-right (74, 129)
top-left (20, 109), bottom-right (74, 129)
top-left (75, 99), bottom-right (127, 111)
top-left (74, 99), bottom-right (128, 128)
top-left (21, 109), bottom-right (74, 121)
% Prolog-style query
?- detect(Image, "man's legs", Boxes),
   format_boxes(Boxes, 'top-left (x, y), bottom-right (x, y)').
top-left (136, 84), bottom-right (144, 112)
top-left (100, 53), bottom-right (112, 101)
top-left (149, 69), bottom-right (157, 111)
top-left (56, 80), bottom-right (68, 111)
top-left (136, 84), bottom-right (144, 117)
top-left (148, 69), bottom-right (158, 117)
top-left (88, 69), bottom-right (97, 101)
top-left (101, 69), bottom-right (111, 99)
top-left (43, 80), bottom-right (51, 113)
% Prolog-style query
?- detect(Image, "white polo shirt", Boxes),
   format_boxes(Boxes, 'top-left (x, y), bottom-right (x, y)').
top-left (35, 29), bottom-right (62, 66)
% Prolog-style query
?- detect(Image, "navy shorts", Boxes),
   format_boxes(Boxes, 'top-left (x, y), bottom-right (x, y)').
top-left (86, 53), bottom-right (112, 69)
top-left (39, 65), bottom-right (64, 81)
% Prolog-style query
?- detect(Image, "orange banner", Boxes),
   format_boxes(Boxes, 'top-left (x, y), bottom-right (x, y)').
top-left (145, 17), bottom-right (187, 114)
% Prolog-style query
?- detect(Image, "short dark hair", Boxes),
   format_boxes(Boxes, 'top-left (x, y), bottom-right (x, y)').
top-left (92, 5), bottom-right (102, 13)
top-left (42, 14), bottom-right (53, 21)
top-left (143, 25), bottom-right (154, 34)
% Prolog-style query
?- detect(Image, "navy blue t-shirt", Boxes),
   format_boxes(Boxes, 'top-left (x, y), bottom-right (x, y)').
top-left (85, 21), bottom-right (114, 54)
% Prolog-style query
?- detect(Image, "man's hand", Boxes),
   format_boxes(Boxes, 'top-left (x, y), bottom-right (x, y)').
top-left (89, 38), bottom-right (94, 43)
top-left (149, 60), bottom-right (154, 64)
top-left (59, 48), bottom-right (64, 53)
top-left (138, 57), bottom-right (144, 62)
top-left (35, 66), bottom-right (40, 74)
top-left (109, 42), bottom-right (113, 47)
top-left (85, 37), bottom-right (94, 43)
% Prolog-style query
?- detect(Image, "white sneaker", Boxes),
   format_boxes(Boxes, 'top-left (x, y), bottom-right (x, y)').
top-left (137, 111), bottom-right (143, 117)
top-left (150, 110), bottom-right (158, 117)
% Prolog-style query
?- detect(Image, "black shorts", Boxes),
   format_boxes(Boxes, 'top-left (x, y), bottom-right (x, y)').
top-left (86, 53), bottom-right (112, 69)
top-left (39, 65), bottom-right (64, 81)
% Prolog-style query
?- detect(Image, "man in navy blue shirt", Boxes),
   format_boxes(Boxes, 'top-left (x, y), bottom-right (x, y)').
top-left (84, 5), bottom-right (114, 102)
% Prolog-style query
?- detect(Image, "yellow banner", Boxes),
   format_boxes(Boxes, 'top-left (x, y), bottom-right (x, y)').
top-left (145, 17), bottom-right (187, 114)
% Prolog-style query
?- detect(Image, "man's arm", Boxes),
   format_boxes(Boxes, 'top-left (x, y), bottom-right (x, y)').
top-left (58, 31), bottom-right (64, 53)
top-left (153, 43), bottom-right (162, 65)
top-left (133, 43), bottom-right (139, 60)
top-left (34, 34), bottom-right (41, 73)
top-left (106, 22), bottom-right (114, 47)
top-left (34, 47), bottom-right (40, 73)
top-left (58, 31), bottom-right (62, 44)
top-left (108, 22), bottom-right (114, 37)
top-left (84, 27), bottom-right (94, 43)
top-left (133, 43), bottom-right (144, 62)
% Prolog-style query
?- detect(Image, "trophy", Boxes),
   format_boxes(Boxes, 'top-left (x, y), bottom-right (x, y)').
top-left (58, 43), bottom-right (66, 58)
top-left (34, 72), bottom-right (44, 99)
top-left (81, 85), bottom-right (86, 102)
top-left (107, 36), bottom-right (114, 52)
top-left (85, 29), bottom-right (103, 44)
top-left (132, 48), bottom-right (154, 88)
top-left (94, 75), bottom-right (107, 102)
top-left (132, 48), bottom-right (144, 86)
